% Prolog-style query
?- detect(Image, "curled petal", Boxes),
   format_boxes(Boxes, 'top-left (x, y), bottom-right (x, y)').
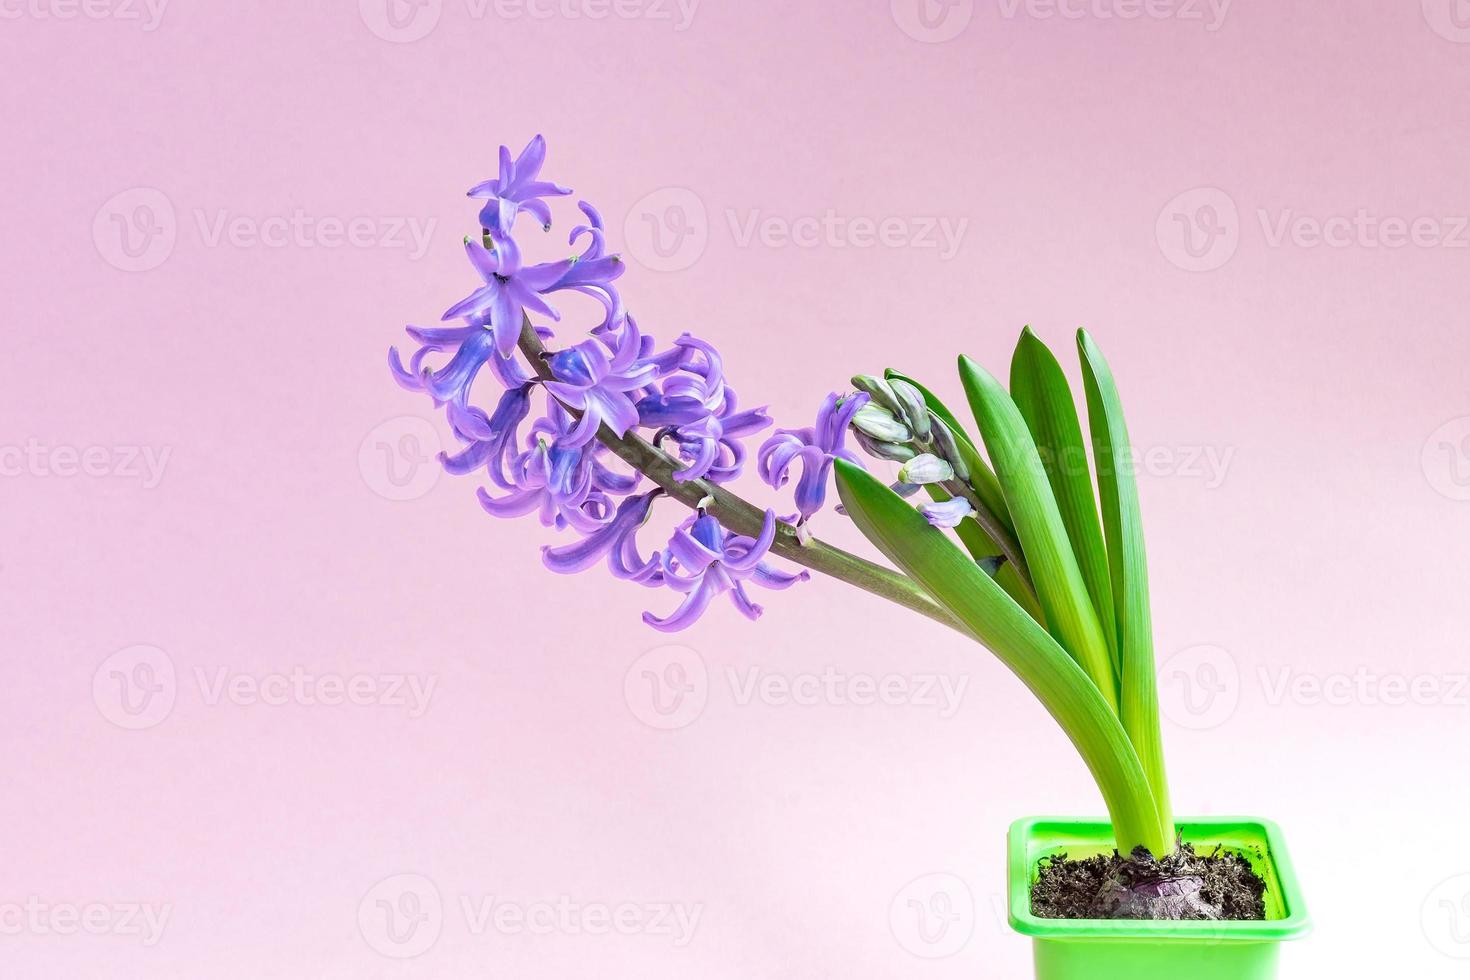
top-left (727, 581), bottom-right (763, 621)
top-left (641, 574), bottom-right (723, 633)
top-left (723, 510), bottom-right (777, 573)
top-left (542, 491), bottom-right (657, 575)
top-left (749, 563), bottom-right (810, 591)
top-left (919, 497), bottom-right (972, 528)
top-left (476, 485), bottom-right (542, 519)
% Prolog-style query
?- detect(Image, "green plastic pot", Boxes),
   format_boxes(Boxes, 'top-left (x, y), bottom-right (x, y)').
top-left (1008, 816), bottom-right (1310, 980)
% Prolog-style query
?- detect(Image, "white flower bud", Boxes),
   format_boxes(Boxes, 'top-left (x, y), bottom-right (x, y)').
top-left (888, 379), bottom-right (931, 440)
top-left (851, 404), bottom-right (912, 443)
top-left (897, 453), bottom-right (954, 486)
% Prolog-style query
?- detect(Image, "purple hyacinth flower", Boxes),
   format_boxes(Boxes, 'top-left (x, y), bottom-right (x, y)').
top-left (642, 510), bottom-right (809, 632)
top-left (388, 319), bottom-right (536, 443)
top-left (550, 202), bottom-right (626, 332)
top-left (635, 334), bottom-right (734, 424)
top-left (658, 389), bottom-right (771, 483)
top-left (541, 490), bottom-right (663, 585)
top-left (919, 497), bottom-right (972, 528)
top-left (543, 319), bottom-right (662, 448)
top-left (439, 383), bottom-right (534, 487)
top-left (757, 392), bottom-right (869, 522)
top-left (467, 134), bottom-right (572, 236)
top-left (477, 401), bottom-right (638, 532)
top-left (442, 237), bottom-right (574, 356)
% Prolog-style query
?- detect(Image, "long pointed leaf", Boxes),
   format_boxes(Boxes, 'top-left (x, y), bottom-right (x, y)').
top-left (833, 458), bottom-right (1167, 855)
top-left (959, 356), bottom-right (1118, 712)
top-left (1078, 329), bottom-right (1172, 836)
top-left (1010, 327), bottom-right (1118, 677)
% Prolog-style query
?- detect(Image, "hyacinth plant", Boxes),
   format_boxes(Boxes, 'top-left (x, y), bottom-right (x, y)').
top-left (390, 136), bottom-right (1175, 863)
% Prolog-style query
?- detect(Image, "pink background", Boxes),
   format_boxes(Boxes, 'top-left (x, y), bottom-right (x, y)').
top-left (5, 1), bottom-right (1470, 976)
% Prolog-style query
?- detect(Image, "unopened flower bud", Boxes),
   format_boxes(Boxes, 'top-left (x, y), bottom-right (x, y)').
top-left (851, 403), bottom-right (912, 443)
top-left (853, 430), bottom-right (917, 463)
top-left (888, 378), bottom-right (931, 440)
top-left (928, 417), bottom-right (970, 482)
top-left (850, 375), bottom-right (901, 414)
top-left (897, 453), bottom-right (954, 486)
top-left (976, 554), bottom-right (1007, 578)
top-left (918, 497), bottom-right (973, 528)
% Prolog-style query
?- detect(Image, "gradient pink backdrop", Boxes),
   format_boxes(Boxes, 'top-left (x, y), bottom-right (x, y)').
top-left (5, 2), bottom-right (1470, 976)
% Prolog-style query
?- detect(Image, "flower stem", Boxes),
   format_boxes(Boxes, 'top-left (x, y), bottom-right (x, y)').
top-left (518, 319), bottom-right (963, 633)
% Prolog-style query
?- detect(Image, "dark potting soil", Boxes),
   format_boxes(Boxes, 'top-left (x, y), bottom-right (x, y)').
top-left (1030, 842), bottom-right (1267, 921)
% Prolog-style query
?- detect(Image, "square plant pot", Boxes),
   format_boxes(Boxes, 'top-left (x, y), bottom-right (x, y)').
top-left (1008, 816), bottom-right (1310, 980)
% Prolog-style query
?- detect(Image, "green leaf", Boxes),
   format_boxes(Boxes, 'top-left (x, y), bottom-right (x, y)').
top-left (1078, 329), bottom-right (1172, 837)
top-left (1010, 327), bottom-right (1118, 678)
top-left (959, 356), bottom-right (1118, 712)
top-left (833, 458), bottom-right (1167, 856)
